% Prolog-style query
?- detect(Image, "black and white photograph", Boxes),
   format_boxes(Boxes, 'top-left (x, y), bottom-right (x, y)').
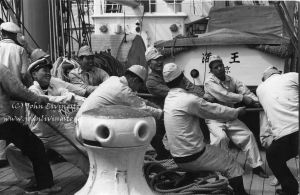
top-left (0, 0), bottom-right (298, 194)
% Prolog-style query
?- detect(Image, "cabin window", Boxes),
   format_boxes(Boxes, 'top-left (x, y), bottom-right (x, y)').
top-left (104, 1), bottom-right (122, 13)
top-left (141, 0), bottom-right (156, 13)
top-left (165, 0), bottom-right (182, 12)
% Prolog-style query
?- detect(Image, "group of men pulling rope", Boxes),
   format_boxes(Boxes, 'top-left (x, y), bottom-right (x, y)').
top-left (0, 21), bottom-right (298, 195)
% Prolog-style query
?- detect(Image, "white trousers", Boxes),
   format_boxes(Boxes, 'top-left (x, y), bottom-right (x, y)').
top-left (177, 144), bottom-right (244, 179)
top-left (206, 119), bottom-right (263, 168)
top-left (6, 129), bottom-right (89, 180)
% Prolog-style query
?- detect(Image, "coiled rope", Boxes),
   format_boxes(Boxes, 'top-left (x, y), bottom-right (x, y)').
top-left (144, 153), bottom-right (233, 195)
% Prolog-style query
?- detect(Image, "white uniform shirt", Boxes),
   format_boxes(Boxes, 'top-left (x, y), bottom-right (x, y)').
top-left (164, 88), bottom-right (239, 158)
top-left (256, 73), bottom-right (298, 140)
top-left (51, 77), bottom-right (86, 97)
top-left (0, 39), bottom-right (28, 81)
top-left (204, 73), bottom-right (257, 108)
top-left (28, 80), bottom-right (84, 137)
top-left (76, 76), bottom-right (162, 119)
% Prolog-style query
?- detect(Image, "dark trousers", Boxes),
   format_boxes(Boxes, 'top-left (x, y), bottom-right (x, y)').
top-left (151, 118), bottom-right (170, 157)
top-left (266, 131), bottom-right (299, 195)
top-left (0, 121), bottom-right (54, 189)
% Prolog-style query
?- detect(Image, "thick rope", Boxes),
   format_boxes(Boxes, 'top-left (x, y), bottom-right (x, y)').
top-left (144, 153), bottom-right (233, 195)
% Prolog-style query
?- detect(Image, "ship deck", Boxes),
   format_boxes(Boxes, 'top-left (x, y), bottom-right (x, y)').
top-left (0, 149), bottom-right (298, 195)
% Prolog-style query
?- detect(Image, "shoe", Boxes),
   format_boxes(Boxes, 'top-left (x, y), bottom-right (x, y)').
top-left (20, 177), bottom-right (37, 188)
top-left (275, 189), bottom-right (288, 195)
top-left (253, 166), bottom-right (269, 178)
top-left (270, 176), bottom-right (279, 186)
top-left (24, 185), bottom-right (62, 195)
top-left (0, 159), bottom-right (8, 168)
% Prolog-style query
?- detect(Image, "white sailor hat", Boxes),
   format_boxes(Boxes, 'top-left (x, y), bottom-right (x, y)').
top-left (262, 66), bottom-right (282, 81)
top-left (127, 65), bottom-right (147, 82)
top-left (208, 55), bottom-right (223, 67)
top-left (163, 62), bottom-right (183, 83)
top-left (0, 22), bottom-right (21, 33)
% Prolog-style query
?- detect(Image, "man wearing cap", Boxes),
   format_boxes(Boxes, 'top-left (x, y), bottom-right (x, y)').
top-left (145, 47), bottom-right (209, 143)
top-left (6, 56), bottom-right (89, 187)
top-left (145, 46), bottom-right (204, 102)
top-left (257, 67), bottom-right (298, 195)
top-left (204, 55), bottom-right (268, 178)
top-left (69, 45), bottom-right (109, 96)
top-left (0, 22), bottom-right (30, 168)
top-left (30, 48), bottom-right (88, 97)
top-left (77, 65), bottom-right (168, 158)
top-left (162, 62), bottom-right (249, 194)
top-left (0, 64), bottom-right (64, 194)
top-left (0, 22), bottom-right (29, 83)
top-left (77, 64), bottom-right (162, 120)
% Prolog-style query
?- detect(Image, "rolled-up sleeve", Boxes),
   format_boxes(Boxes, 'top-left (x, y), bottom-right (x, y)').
top-left (69, 71), bottom-right (97, 95)
top-left (204, 81), bottom-right (243, 104)
top-left (120, 85), bottom-right (162, 119)
top-left (0, 66), bottom-right (40, 103)
top-left (187, 95), bottom-right (239, 121)
top-left (235, 79), bottom-right (258, 101)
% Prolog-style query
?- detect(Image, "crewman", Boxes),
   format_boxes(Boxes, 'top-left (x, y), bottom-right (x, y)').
top-left (145, 46), bottom-right (204, 102)
top-left (145, 46), bottom-right (209, 142)
top-left (0, 64), bottom-right (61, 194)
top-left (6, 54), bottom-right (89, 187)
top-left (30, 48), bottom-right (88, 97)
top-left (0, 22), bottom-right (29, 83)
top-left (69, 45), bottom-right (109, 95)
top-left (162, 62), bottom-right (248, 195)
top-left (257, 67), bottom-right (299, 195)
top-left (204, 55), bottom-right (268, 178)
top-left (76, 65), bottom-right (169, 159)
top-left (0, 22), bottom-right (29, 168)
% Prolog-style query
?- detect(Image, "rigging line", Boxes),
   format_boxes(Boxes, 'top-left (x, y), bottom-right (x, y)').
top-left (202, 46), bottom-right (207, 86)
top-left (59, 0), bottom-right (65, 57)
top-left (20, 0), bottom-right (24, 34)
top-left (2, 0), bottom-right (40, 48)
top-left (86, 0), bottom-right (91, 34)
top-left (86, 0), bottom-right (92, 47)
top-left (123, 10), bottom-right (126, 42)
top-left (0, 5), bottom-right (8, 21)
top-left (67, 0), bottom-right (72, 59)
top-left (70, 6), bottom-right (80, 46)
top-left (75, 0), bottom-right (87, 45)
top-left (81, 0), bottom-right (91, 46)
top-left (48, 0), bottom-right (53, 62)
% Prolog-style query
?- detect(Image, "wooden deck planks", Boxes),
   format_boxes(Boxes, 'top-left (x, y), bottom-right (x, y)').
top-left (260, 152), bottom-right (276, 195)
top-left (0, 150), bottom-right (299, 195)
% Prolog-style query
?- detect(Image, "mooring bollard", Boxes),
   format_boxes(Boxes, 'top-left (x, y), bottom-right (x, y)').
top-left (75, 105), bottom-right (156, 195)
